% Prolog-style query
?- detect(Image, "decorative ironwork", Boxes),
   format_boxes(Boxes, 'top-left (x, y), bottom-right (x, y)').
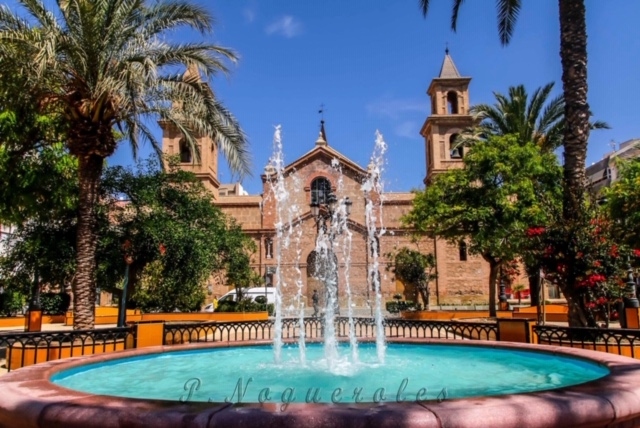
top-left (534, 325), bottom-right (640, 358)
top-left (161, 318), bottom-right (499, 346)
top-left (0, 326), bottom-right (135, 372)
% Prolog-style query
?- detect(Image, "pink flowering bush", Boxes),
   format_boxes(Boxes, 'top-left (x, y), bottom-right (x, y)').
top-left (525, 215), bottom-right (630, 327)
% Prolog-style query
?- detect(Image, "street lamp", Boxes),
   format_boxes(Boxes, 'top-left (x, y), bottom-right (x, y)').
top-left (498, 267), bottom-right (509, 311)
top-left (625, 258), bottom-right (639, 308)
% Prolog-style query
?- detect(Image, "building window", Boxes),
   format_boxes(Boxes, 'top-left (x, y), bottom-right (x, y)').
top-left (311, 177), bottom-right (332, 205)
top-left (447, 91), bottom-right (458, 114)
top-left (265, 238), bottom-right (273, 259)
top-left (459, 240), bottom-right (467, 261)
top-left (179, 139), bottom-right (192, 163)
top-left (450, 133), bottom-right (462, 159)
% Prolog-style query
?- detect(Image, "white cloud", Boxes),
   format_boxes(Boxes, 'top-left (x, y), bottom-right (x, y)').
top-left (265, 16), bottom-right (303, 38)
top-left (243, 7), bottom-right (256, 23)
top-left (366, 98), bottom-right (427, 120)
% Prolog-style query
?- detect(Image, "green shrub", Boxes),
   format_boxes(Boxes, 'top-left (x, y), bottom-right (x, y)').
top-left (0, 290), bottom-right (26, 317)
top-left (40, 292), bottom-right (71, 315)
top-left (216, 298), bottom-right (274, 315)
top-left (386, 300), bottom-right (418, 314)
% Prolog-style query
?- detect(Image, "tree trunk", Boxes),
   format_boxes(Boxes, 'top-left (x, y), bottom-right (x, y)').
top-left (559, 0), bottom-right (590, 219)
top-left (526, 265), bottom-right (541, 307)
top-left (563, 286), bottom-right (595, 327)
top-left (73, 154), bottom-right (104, 330)
top-left (417, 280), bottom-right (430, 308)
top-left (486, 257), bottom-right (500, 317)
top-left (558, 0), bottom-right (592, 327)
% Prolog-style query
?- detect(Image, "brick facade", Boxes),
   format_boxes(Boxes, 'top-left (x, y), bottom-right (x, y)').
top-left (163, 53), bottom-right (506, 309)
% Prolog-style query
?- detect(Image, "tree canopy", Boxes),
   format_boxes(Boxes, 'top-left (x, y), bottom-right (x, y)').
top-left (404, 134), bottom-right (562, 315)
top-left (0, 156), bottom-right (257, 313)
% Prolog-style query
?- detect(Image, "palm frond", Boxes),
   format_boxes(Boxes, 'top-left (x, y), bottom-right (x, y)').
top-left (590, 120), bottom-right (610, 130)
top-left (496, 0), bottom-right (521, 45)
top-left (451, 0), bottom-right (466, 32)
top-left (419, 0), bottom-right (430, 17)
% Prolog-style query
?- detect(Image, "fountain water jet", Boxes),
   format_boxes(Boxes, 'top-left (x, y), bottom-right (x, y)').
top-left (362, 130), bottom-right (388, 363)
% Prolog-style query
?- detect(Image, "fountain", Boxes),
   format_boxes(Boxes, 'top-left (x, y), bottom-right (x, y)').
top-left (3, 127), bottom-right (640, 428)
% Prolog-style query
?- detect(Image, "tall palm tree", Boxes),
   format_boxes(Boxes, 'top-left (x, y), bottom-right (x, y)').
top-left (419, 0), bottom-right (594, 327)
top-left (0, 0), bottom-right (251, 329)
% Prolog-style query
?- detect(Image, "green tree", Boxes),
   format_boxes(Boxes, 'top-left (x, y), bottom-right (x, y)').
top-left (98, 158), bottom-right (256, 312)
top-left (386, 247), bottom-right (436, 308)
top-left (0, 0), bottom-right (251, 328)
top-left (460, 82), bottom-right (607, 306)
top-left (0, 158), bottom-right (256, 314)
top-left (602, 158), bottom-right (640, 250)
top-left (419, 0), bottom-right (595, 285)
top-left (404, 135), bottom-right (562, 316)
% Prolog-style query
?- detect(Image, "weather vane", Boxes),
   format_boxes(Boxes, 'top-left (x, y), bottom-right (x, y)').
top-left (318, 103), bottom-right (325, 121)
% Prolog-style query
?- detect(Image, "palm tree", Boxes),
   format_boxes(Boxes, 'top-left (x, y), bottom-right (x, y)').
top-left (0, 0), bottom-right (251, 329)
top-left (419, 0), bottom-right (594, 327)
top-left (466, 83), bottom-right (608, 152)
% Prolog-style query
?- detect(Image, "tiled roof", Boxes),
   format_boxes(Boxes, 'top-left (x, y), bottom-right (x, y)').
top-left (439, 51), bottom-right (461, 78)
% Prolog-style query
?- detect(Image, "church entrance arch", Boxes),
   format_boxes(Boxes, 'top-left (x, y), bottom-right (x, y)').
top-left (306, 249), bottom-right (339, 311)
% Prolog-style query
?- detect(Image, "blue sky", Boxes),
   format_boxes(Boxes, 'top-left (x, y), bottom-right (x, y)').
top-left (107, 2), bottom-right (639, 193)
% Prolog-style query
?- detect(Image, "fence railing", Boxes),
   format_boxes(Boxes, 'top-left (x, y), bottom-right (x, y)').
top-left (534, 324), bottom-right (640, 358)
top-left (162, 317), bottom-right (499, 345)
top-left (6, 320), bottom-right (640, 373)
top-left (0, 326), bottom-right (136, 372)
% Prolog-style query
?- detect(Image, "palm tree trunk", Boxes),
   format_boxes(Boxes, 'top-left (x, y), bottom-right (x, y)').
top-left (73, 154), bottom-right (104, 330)
top-left (559, 0), bottom-right (590, 219)
top-left (559, 0), bottom-right (591, 327)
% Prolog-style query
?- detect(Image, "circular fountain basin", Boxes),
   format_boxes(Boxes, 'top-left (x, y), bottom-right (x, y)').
top-left (51, 342), bottom-right (608, 403)
top-left (3, 339), bottom-right (640, 428)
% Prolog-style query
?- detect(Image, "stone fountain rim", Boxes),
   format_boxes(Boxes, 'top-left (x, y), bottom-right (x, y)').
top-left (2, 338), bottom-right (640, 428)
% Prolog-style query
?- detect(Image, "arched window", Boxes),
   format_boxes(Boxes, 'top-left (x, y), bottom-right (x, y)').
top-left (459, 240), bottom-right (467, 261)
top-left (447, 91), bottom-right (458, 114)
top-left (179, 139), bottom-right (192, 163)
top-left (311, 177), bottom-right (332, 205)
top-left (450, 133), bottom-right (462, 159)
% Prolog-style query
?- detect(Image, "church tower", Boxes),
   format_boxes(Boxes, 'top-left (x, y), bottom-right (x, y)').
top-left (420, 49), bottom-right (474, 184)
top-left (160, 65), bottom-right (220, 199)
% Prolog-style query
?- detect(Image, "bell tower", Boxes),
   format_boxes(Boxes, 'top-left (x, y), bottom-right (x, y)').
top-left (420, 49), bottom-right (474, 184)
top-left (160, 65), bottom-right (220, 198)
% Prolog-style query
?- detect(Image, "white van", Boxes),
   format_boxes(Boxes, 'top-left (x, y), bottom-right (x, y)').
top-left (203, 287), bottom-right (276, 312)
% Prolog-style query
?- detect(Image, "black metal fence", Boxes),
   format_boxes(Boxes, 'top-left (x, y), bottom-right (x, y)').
top-left (162, 317), bottom-right (499, 345)
top-left (0, 326), bottom-right (135, 372)
top-left (6, 320), bottom-right (640, 374)
top-left (534, 324), bottom-right (640, 358)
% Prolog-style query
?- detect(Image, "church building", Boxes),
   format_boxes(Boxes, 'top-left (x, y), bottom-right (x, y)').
top-left (162, 52), bottom-right (493, 310)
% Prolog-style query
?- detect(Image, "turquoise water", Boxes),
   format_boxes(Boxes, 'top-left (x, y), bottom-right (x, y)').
top-left (51, 343), bottom-right (609, 404)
